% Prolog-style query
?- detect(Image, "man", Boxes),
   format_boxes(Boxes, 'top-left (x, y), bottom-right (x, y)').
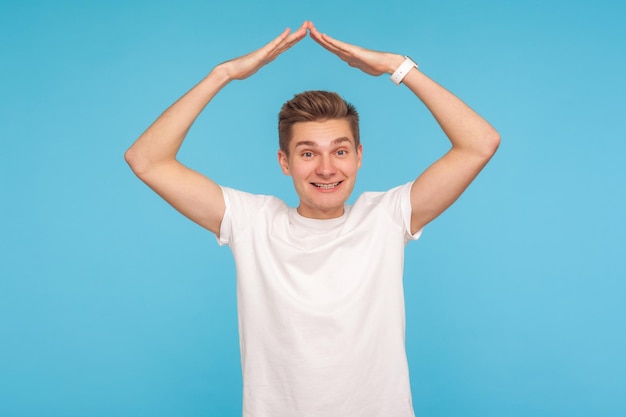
top-left (125, 21), bottom-right (499, 417)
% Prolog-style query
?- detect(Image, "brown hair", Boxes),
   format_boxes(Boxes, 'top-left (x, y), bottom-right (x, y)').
top-left (278, 91), bottom-right (359, 155)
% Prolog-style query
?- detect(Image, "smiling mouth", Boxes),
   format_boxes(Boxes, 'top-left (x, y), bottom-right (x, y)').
top-left (312, 181), bottom-right (342, 190)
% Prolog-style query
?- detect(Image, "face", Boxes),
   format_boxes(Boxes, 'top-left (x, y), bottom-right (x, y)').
top-left (278, 119), bottom-right (362, 219)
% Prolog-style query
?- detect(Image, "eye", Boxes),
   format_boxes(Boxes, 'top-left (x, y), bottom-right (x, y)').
top-left (336, 149), bottom-right (348, 156)
top-left (302, 151), bottom-right (314, 159)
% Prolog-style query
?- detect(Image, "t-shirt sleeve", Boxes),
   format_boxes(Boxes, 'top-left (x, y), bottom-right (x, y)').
top-left (355, 181), bottom-right (423, 243)
top-left (217, 186), bottom-right (275, 246)
top-left (216, 186), bottom-right (234, 246)
top-left (399, 181), bottom-right (423, 242)
top-left (380, 181), bottom-right (423, 243)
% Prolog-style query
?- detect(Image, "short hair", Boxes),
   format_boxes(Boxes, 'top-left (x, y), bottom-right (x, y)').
top-left (278, 91), bottom-right (360, 155)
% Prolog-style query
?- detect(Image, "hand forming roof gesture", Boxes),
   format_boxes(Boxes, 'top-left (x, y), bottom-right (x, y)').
top-left (218, 21), bottom-right (404, 81)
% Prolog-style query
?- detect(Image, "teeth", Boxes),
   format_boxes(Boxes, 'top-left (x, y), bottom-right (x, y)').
top-left (314, 182), bottom-right (340, 189)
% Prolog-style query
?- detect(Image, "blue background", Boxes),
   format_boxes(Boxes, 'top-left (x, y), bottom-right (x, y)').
top-left (1, 1), bottom-right (625, 416)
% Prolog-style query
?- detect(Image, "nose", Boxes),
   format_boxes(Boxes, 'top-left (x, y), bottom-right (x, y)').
top-left (315, 154), bottom-right (336, 178)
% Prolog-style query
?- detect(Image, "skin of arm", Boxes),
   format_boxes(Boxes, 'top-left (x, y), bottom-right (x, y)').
top-left (124, 22), bottom-right (308, 235)
top-left (308, 22), bottom-right (501, 234)
top-left (128, 21), bottom-right (498, 236)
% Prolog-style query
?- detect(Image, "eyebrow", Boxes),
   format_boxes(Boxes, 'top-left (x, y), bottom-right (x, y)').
top-left (294, 137), bottom-right (352, 149)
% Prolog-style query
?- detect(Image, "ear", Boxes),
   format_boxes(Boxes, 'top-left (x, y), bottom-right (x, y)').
top-left (356, 144), bottom-right (363, 169)
top-left (277, 150), bottom-right (291, 176)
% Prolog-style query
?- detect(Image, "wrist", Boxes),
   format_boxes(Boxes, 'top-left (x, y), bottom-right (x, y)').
top-left (389, 56), bottom-right (418, 85)
top-left (386, 54), bottom-right (406, 75)
top-left (210, 63), bottom-right (234, 85)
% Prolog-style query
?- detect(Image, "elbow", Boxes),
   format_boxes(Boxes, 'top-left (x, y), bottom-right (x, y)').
top-left (479, 127), bottom-right (501, 160)
top-left (487, 128), bottom-right (501, 156)
top-left (124, 146), bottom-right (149, 178)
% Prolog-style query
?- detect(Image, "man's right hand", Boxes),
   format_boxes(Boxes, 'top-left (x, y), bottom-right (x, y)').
top-left (218, 21), bottom-right (308, 81)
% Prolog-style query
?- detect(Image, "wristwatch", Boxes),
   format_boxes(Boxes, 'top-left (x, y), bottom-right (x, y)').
top-left (390, 56), bottom-right (418, 85)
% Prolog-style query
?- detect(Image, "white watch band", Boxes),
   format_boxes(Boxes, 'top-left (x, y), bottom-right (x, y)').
top-left (390, 56), bottom-right (418, 85)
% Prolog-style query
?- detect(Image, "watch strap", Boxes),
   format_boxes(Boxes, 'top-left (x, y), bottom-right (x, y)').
top-left (390, 56), bottom-right (418, 85)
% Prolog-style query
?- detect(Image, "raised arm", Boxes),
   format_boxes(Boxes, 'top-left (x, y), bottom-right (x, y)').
top-left (125, 22), bottom-right (308, 235)
top-left (309, 23), bottom-right (500, 234)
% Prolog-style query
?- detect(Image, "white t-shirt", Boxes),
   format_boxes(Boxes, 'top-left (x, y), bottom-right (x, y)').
top-left (218, 182), bottom-right (421, 417)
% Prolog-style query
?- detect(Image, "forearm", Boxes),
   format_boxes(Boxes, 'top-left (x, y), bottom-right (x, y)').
top-left (401, 67), bottom-right (500, 157)
top-left (124, 64), bottom-right (231, 176)
top-left (125, 21), bottom-right (307, 176)
top-left (308, 25), bottom-right (500, 158)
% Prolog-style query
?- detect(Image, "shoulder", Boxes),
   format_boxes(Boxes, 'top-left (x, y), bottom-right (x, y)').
top-left (347, 182), bottom-right (417, 239)
top-left (353, 182), bottom-right (414, 209)
top-left (218, 187), bottom-right (288, 245)
top-left (221, 186), bottom-right (284, 210)
top-left (221, 186), bottom-right (288, 227)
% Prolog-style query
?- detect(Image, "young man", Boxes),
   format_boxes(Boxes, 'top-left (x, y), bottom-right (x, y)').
top-left (126, 21), bottom-right (499, 417)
